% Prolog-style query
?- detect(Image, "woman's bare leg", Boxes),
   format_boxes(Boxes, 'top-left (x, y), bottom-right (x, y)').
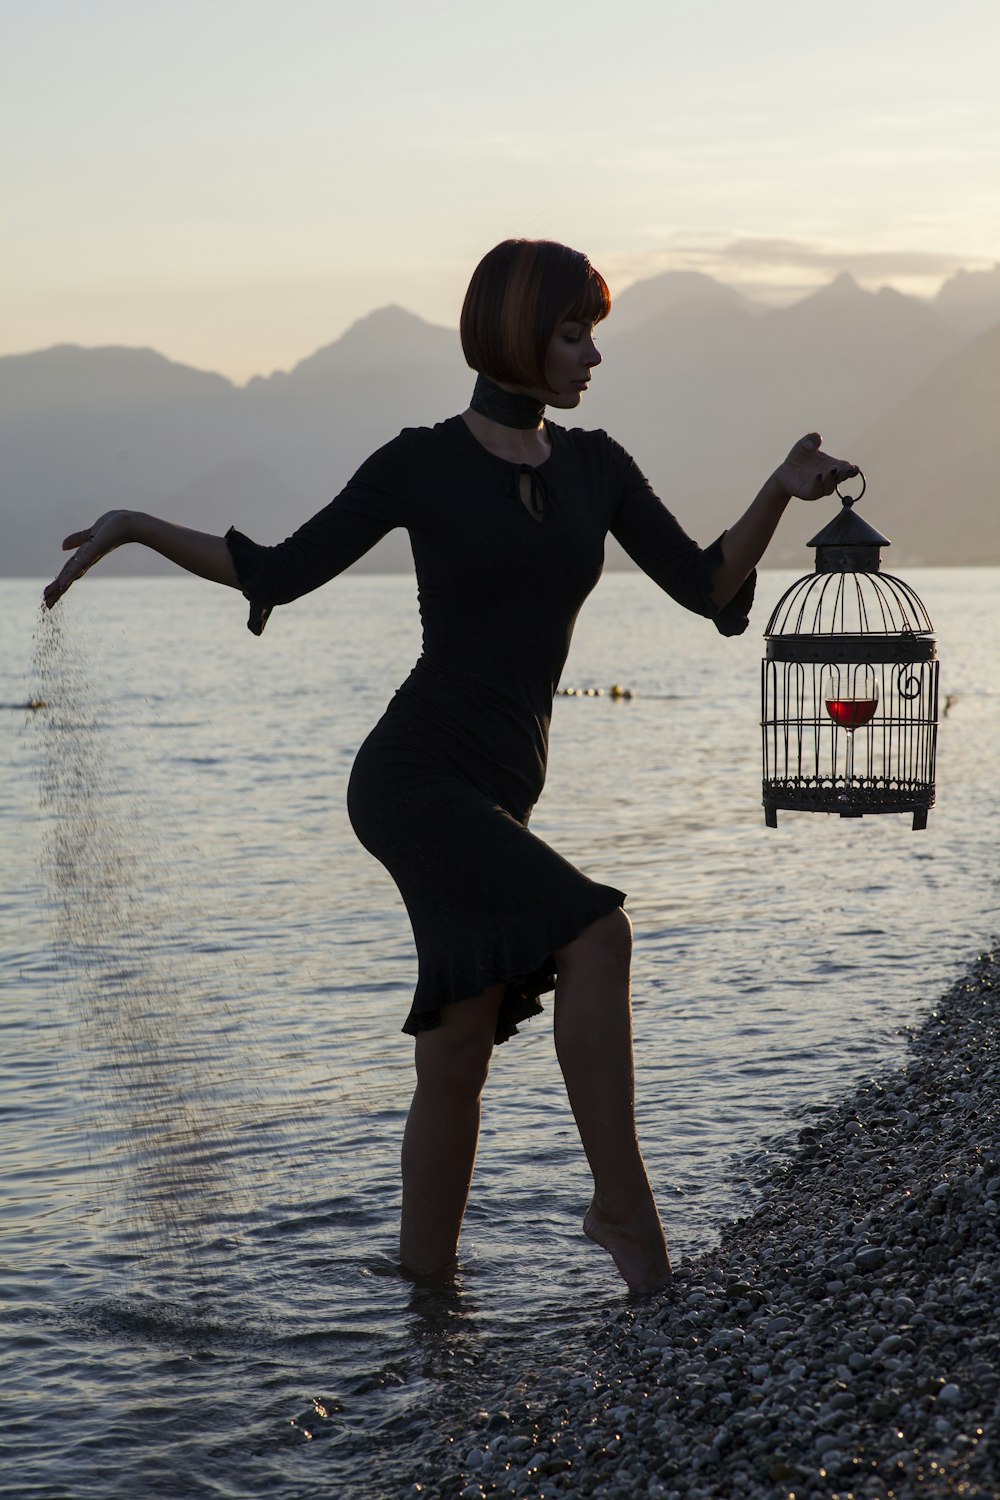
top-left (399, 984), bottom-right (505, 1276)
top-left (554, 908), bottom-right (671, 1293)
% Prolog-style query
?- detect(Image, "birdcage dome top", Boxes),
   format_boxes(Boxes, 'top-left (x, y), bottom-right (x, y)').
top-left (764, 486), bottom-right (935, 663)
top-left (765, 567), bottom-right (935, 642)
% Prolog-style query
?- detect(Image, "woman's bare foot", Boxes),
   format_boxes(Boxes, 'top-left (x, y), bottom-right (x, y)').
top-left (583, 1197), bottom-right (672, 1294)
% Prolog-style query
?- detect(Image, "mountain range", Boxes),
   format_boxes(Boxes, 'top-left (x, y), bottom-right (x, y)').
top-left (3, 264), bottom-right (998, 580)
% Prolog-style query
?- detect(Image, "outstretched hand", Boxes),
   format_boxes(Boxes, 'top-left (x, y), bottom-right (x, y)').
top-left (775, 434), bottom-right (859, 503)
top-left (43, 509), bottom-right (135, 610)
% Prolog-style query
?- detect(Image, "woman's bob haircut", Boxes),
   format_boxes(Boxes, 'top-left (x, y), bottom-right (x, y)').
top-left (460, 239), bottom-right (611, 390)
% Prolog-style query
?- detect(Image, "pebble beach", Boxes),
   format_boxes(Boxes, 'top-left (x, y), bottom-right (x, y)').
top-left (418, 946), bottom-right (1000, 1500)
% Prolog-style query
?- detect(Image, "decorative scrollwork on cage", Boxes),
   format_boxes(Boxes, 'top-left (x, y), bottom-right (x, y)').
top-left (761, 480), bottom-right (939, 830)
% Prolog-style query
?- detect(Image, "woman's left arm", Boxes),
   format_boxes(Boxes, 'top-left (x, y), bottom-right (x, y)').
top-left (709, 433), bottom-right (858, 608)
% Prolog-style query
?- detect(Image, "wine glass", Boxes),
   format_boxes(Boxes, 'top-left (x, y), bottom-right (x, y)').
top-left (822, 665), bottom-right (878, 785)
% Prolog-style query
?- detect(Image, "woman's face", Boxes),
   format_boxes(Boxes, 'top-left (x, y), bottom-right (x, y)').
top-left (540, 320), bottom-right (603, 408)
top-left (502, 320), bottom-right (602, 408)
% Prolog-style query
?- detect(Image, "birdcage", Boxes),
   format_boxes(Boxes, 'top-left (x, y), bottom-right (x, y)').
top-left (761, 477), bottom-right (939, 829)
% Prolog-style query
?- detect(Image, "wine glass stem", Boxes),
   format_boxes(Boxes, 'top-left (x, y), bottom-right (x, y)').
top-left (845, 730), bottom-right (855, 784)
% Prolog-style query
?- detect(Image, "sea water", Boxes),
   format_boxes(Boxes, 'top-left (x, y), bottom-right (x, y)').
top-left (1, 569), bottom-right (996, 1496)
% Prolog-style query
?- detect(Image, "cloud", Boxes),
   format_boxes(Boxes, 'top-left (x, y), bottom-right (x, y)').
top-left (720, 239), bottom-right (971, 280)
top-left (602, 234), bottom-right (994, 306)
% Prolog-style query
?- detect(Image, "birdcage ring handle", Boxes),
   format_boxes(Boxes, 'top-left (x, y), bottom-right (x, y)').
top-left (836, 468), bottom-right (866, 507)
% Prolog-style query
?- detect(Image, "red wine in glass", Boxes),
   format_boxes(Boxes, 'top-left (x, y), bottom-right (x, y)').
top-left (825, 696), bottom-right (879, 730)
top-left (821, 667), bottom-right (878, 784)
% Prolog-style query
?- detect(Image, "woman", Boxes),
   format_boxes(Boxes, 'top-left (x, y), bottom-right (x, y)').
top-left (45, 239), bottom-right (857, 1294)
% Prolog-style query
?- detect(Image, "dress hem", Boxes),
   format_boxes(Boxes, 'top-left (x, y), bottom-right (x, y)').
top-left (400, 886), bottom-right (627, 1045)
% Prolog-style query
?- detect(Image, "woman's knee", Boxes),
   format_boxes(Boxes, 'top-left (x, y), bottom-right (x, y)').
top-left (555, 906), bottom-right (632, 979)
top-left (413, 987), bottom-right (502, 1097)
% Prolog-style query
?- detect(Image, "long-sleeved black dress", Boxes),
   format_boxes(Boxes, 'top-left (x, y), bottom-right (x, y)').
top-left (226, 415), bottom-right (754, 1044)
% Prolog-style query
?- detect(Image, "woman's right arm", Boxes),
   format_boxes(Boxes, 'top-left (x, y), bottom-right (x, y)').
top-left (44, 509), bottom-right (239, 610)
top-left (46, 429), bottom-right (415, 619)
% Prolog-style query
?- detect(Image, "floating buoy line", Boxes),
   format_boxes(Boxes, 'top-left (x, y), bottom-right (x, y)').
top-left (558, 683), bottom-right (635, 700)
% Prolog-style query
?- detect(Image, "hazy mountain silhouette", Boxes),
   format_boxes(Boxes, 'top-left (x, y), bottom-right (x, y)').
top-left (934, 263), bottom-right (1000, 339)
top-left (0, 343), bottom-right (233, 417)
top-left (249, 305), bottom-right (458, 388)
top-left (606, 270), bottom-right (755, 333)
top-left (580, 272), bottom-right (970, 562)
top-left (851, 321), bottom-right (1000, 564)
top-left (3, 275), bottom-right (995, 579)
top-left (3, 311), bottom-right (466, 577)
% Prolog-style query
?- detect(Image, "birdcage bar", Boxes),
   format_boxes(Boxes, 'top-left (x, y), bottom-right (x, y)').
top-left (762, 654), bottom-right (938, 826)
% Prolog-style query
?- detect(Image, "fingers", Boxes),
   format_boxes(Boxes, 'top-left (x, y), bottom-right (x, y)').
top-left (809, 462), bottom-right (859, 500)
top-left (62, 529), bottom-right (95, 551)
top-left (793, 435), bottom-right (858, 481)
top-left (779, 444), bottom-right (860, 504)
top-left (43, 567), bottom-right (75, 610)
top-left (830, 461), bottom-right (860, 484)
top-left (45, 512), bottom-right (129, 607)
top-left (43, 576), bottom-right (66, 609)
top-left (44, 544), bottom-right (92, 608)
top-left (786, 433), bottom-right (823, 465)
top-left (800, 441), bottom-right (859, 486)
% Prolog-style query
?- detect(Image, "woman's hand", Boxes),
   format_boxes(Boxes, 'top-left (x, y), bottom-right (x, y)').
top-left (710, 435), bottom-right (861, 606)
top-left (773, 433), bottom-right (859, 503)
top-left (43, 509), bottom-right (136, 609)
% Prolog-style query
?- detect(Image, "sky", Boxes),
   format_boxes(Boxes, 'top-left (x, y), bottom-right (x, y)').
top-left (3, 0), bottom-right (999, 382)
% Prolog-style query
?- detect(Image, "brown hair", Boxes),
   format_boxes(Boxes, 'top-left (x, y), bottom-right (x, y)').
top-left (460, 239), bottom-right (611, 389)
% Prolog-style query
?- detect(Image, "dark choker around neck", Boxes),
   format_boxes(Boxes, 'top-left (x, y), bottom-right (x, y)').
top-left (470, 373), bottom-right (545, 430)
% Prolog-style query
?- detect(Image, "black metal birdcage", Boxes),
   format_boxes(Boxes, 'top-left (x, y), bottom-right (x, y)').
top-left (762, 476), bottom-right (939, 829)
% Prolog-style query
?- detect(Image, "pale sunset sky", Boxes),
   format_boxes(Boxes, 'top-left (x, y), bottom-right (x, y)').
top-left (4, 0), bottom-right (998, 382)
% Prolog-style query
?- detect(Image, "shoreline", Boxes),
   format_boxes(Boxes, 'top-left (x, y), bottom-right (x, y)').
top-left (429, 944), bottom-right (999, 1500)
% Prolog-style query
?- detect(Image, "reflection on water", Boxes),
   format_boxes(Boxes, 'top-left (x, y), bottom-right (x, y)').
top-left (1, 571), bottom-right (997, 1496)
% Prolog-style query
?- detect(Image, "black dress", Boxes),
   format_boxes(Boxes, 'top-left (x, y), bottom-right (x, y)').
top-left (226, 415), bottom-right (754, 1044)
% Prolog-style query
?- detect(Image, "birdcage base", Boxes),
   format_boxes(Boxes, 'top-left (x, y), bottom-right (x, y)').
top-left (763, 777), bottom-right (933, 830)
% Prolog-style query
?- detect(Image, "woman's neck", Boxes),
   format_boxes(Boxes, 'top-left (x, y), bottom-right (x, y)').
top-left (469, 372), bottom-right (544, 429)
top-left (461, 407), bottom-right (552, 465)
top-left (462, 372), bottom-right (551, 464)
